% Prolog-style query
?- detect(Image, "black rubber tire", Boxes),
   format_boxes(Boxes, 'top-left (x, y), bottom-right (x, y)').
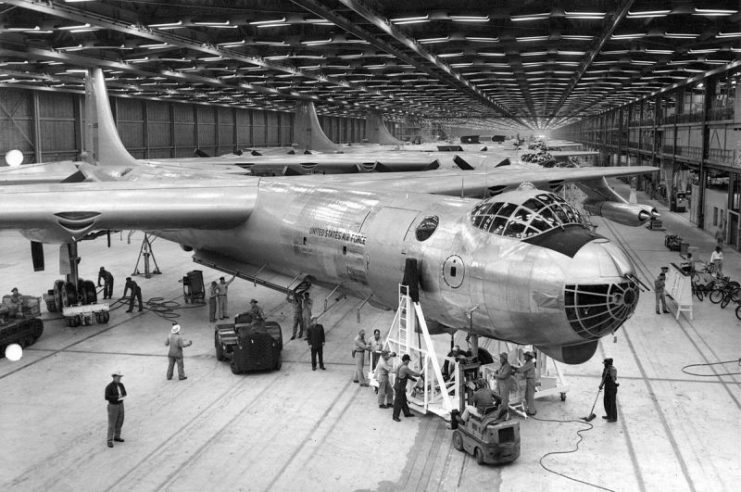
top-left (53, 280), bottom-right (65, 313)
top-left (474, 447), bottom-right (484, 466)
top-left (561, 392), bottom-right (567, 401)
top-left (230, 359), bottom-right (240, 375)
top-left (695, 289), bottom-right (704, 302)
top-left (100, 311), bottom-right (110, 323)
top-left (731, 288), bottom-right (741, 303)
top-left (721, 296), bottom-right (730, 309)
top-left (63, 282), bottom-right (77, 308)
top-left (82, 280), bottom-right (97, 305)
top-left (215, 335), bottom-right (226, 362)
top-left (709, 289), bottom-right (723, 304)
top-left (736, 304), bottom-right (741, 321)
top-left (275, 358), bottom-right (282, 371)
top-left (452, 431), bottom-right (463, 451)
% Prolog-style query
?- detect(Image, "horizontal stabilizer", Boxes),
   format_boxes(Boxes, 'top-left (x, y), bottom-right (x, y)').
top-left (453, 155), bottom-right (475, 170)
top-left (0, 180), bottom-right (257, 243)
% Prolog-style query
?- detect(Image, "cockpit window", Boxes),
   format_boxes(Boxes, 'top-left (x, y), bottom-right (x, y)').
top-left (470, 192), bottom-right (589, 239)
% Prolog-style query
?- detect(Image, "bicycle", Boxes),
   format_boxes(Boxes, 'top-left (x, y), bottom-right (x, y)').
top-left (708, 277), bottom-right (741, 308)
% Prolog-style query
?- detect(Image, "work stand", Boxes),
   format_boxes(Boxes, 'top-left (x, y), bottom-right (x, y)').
top-left (383, 284), bottom-right (457, 420)
top-left (132, 233), bottom-right (161, 278)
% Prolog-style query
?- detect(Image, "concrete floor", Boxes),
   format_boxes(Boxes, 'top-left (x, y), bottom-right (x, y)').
top-left (1, 182), bottom-right (739, 492)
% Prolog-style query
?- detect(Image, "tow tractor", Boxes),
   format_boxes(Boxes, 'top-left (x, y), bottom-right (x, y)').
top-left (0, 295), bottom-right (44, 356)
top-left (450, 405), bottom-right (521, 465)
top-left (214, 312), bottom-right (283, 374)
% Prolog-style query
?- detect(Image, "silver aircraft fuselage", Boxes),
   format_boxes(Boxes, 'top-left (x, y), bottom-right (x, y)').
top-left (157, 181), bottom-right (639, 363)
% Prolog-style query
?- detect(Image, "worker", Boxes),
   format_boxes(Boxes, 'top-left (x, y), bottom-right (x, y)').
top-left (352, 329), bottom-right (370, 386)
top-left (599, 358), bottom-right (619, 422)
top-left (8, 287), bottom-right (23, 317)
top-left (97, 267), bottom-right (114, 300)
top-left (165, 323), bottom-right (193, 381)
top-left (288, 290), bottom-right (304, 340)
top-left (217, 274), bottom-right (236, 319)
top-left (306, 317), bottom-right (325, 371)
top-left (249, 299), bottom-right (265, 321)
top-left (104, 370), bottom-right (126, 448)
top-left (374, 350), bottom-right (395, 408)
top-left (516, 351), bottom-right (537, 416)
top-left (654, 271), bottom-right (669, 315)
top-left (392, 354), bottom-right (422, 422)
top-left (710, 246), bottom-right (724, 278)
top-left (301, 291), bottom-right (313, 340)
top-left (208, 281), bottom-right (220, 322)
top-left (368, 329), bottom-right (384, 371)
top-left (461, 378), bottom-right (504, 422)
top-left (123, 277), bottom-right (143, 313)
top-left (442, 345), bottom-right (471, 380)
top-left (494, 352), bottom-right (515, 418)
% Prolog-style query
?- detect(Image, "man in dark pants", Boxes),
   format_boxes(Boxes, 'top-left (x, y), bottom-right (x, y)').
top-left (306, 317), bottom-right (325, 370)
top-left (104, 370), bottom-right (127, 448)
top-left (288, 291), bottom-right (304, 340)
top-left (392, 354), bottom-right (422, 422)
top-left (600, 358), bottom-right (619, 422)
top-left (123, 277), bottom-right (143, 312)
top-left (98, 267), bottom-right (114, 300)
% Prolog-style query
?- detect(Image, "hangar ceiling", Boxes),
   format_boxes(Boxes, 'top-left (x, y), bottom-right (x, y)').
top-left (0, 0), bottom-right (739, 131)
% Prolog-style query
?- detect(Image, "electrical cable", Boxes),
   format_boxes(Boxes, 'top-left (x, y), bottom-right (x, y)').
top-left (681, 359), bottom-right (741, 377)
top-left (530, 415), bottom-right (616, 492)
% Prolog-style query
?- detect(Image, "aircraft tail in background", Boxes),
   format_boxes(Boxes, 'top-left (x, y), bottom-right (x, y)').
top-left (293, 101), bottom-right (341, 152)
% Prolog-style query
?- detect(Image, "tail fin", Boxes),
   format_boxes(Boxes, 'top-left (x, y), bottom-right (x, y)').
top-left (84, 69), bottom-right (140, 169)
top-left (366, 111), bottom-right (403, 145)
top-left (293, 101), bottom-right (340, 152)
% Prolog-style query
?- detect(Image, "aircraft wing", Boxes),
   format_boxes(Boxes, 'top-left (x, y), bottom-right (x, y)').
top-left (288, 165), bottom-right (658, 196)
top-left (0, 179), bottom-right (257, 242)
top-left (0, 161), bottom-right (82, 184)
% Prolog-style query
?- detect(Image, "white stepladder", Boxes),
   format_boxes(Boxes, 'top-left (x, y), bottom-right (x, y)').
top-left (383, 284), bottom-right (458, 420)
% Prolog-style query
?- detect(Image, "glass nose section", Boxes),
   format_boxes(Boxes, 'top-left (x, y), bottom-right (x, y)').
top-left (564, 280), bottom-right (639, 339)
top-left (563, 239), bottom-right (640, 339)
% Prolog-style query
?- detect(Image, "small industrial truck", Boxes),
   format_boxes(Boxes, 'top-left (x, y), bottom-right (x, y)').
top-left (450, 408), bottom-right (521, 465)
top-left (214, 312), bottom-right (283, 374)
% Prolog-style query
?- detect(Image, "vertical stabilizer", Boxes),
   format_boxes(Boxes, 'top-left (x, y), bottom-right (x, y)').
top-left (84, 69), bottom-right (140, 168)
top-left (366, 111), bottom-right (403, 145)
top-left (293, 101), bottom-right (340, 152)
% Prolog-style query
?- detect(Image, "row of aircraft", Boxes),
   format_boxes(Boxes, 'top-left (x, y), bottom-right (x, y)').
top-left (0, 69), bottom-right (659, 364)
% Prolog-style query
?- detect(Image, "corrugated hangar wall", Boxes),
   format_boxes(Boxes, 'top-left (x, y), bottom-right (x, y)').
top-left (0, 87), bottom-right (368, 163)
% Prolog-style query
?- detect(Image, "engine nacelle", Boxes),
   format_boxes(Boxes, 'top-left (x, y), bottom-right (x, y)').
top-left (583, 201), bottom-right (657, 227)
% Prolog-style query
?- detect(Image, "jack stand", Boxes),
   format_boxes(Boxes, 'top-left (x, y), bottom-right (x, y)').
top-left (132, 233), bottom-right (161, 278)
top-left (384, 283), bottom-right (456, 420)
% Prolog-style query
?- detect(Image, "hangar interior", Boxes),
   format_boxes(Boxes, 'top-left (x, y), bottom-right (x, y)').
top-left (0, 1), bottom-right (739, 491)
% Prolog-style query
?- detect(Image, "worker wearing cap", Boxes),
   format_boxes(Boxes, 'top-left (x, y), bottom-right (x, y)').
top-left (494, 352), bottom-right (515, 418)
top-left (353, 329), bottom-right (370, 386)
top-left (599, 358), bottom-right (619, 422)
top-left (374, 350), bottom-right (395, 408)
top-left (104, 371), bottom-right (127, 448)
top-left (8, 287), bottom-right (23, 318)
top-left (654, 270), bottom-right (669, 315)
top-left (249, 298), bottom-right (265, 321)
top-left (218, 274), bottom-right (236, 319)
top-left (97, 267), bottom-right (114, 300)
top-left (165, 323), bottom-right (192, 381)
top-left (516, 351), bottom-right (537, 416)
top-left (392, 354), bottom-right (421, 422)
top-left (123, 277), bottom-right (143, 313)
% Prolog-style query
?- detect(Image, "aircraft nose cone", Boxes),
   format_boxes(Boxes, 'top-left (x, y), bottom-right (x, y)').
top-left (563, 239), bottom-right (639, 340)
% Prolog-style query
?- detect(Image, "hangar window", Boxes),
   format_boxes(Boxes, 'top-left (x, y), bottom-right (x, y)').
top-left (469, 192), bottom-right (589, 239)
top-left (415, 216), bottom-right (439, 241)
